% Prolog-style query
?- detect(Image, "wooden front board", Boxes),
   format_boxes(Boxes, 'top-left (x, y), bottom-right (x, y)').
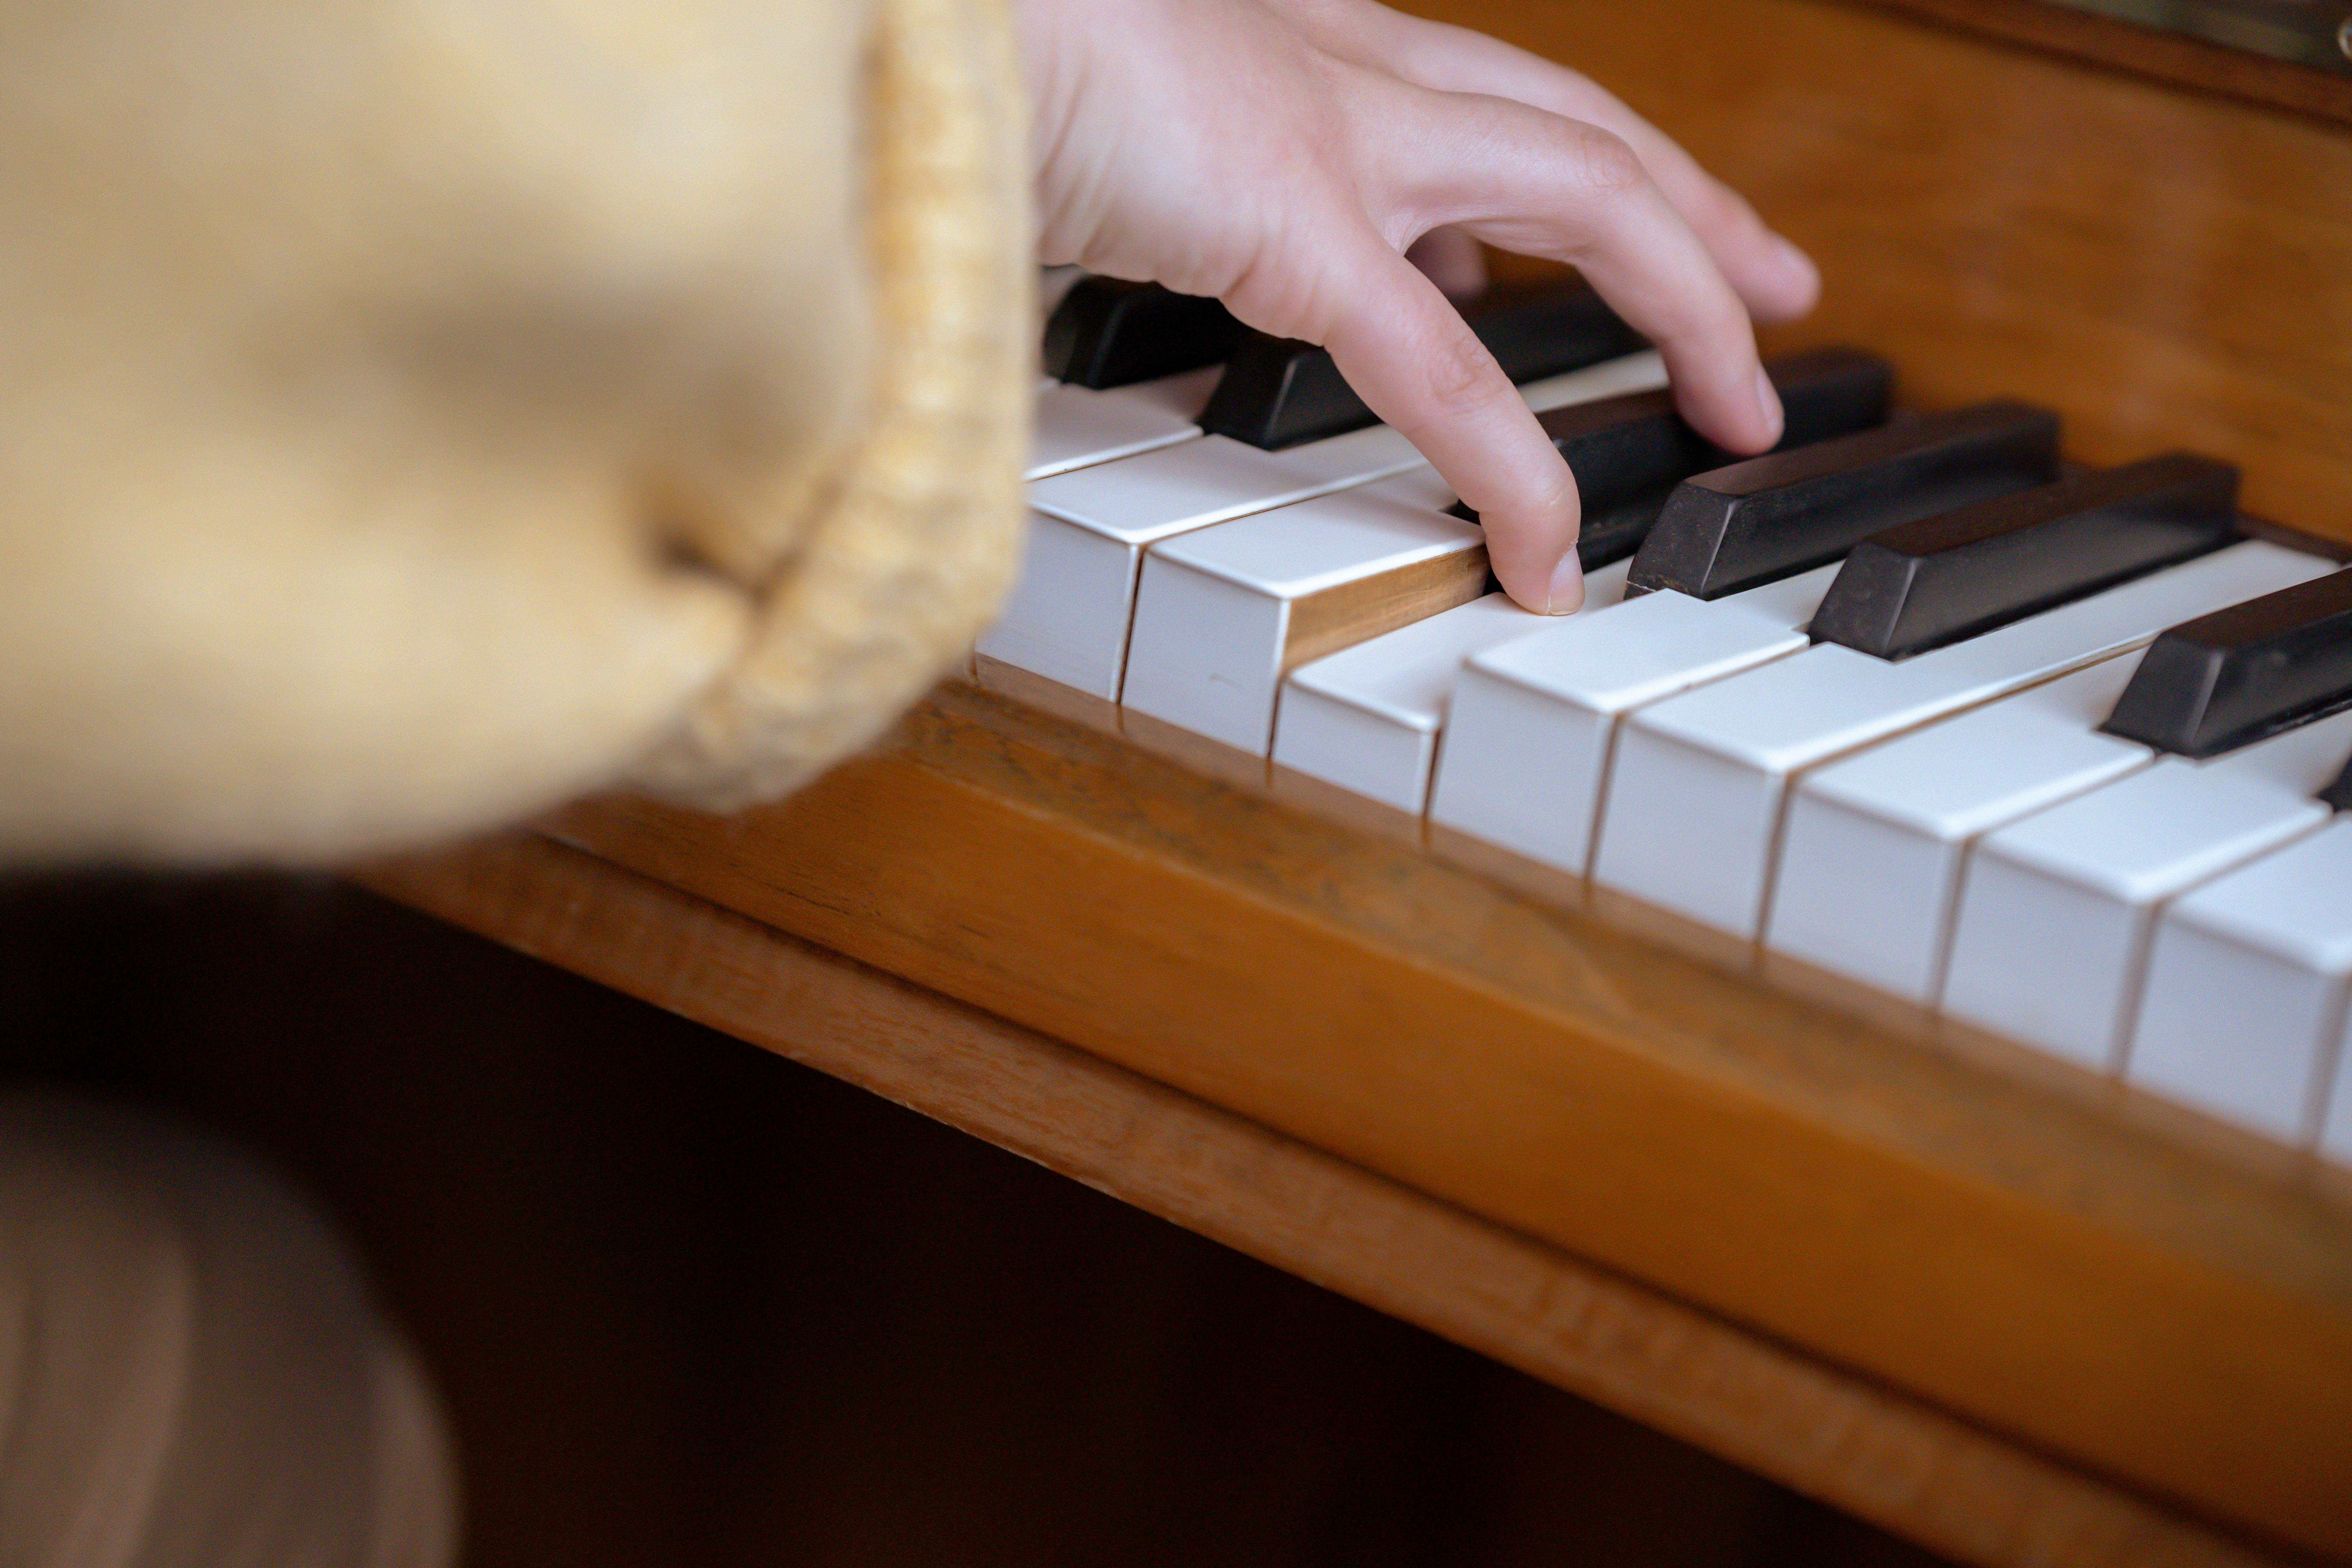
top-left (359, 829), bottom-right (2292, 1568)
top-left (543, 681), bottom-right (2352, 1563)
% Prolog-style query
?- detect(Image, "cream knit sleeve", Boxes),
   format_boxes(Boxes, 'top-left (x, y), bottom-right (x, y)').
top-left (0, 0), bottom-right (1032, 866)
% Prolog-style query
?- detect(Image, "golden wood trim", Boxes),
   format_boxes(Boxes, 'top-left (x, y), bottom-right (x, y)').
top-left (1118, 708), bottom-right (1272, 788)
top-left (1268, 763), bottom-right (1426, 845)
top-left (356, 831), bottom-right (2292, 1568)
top-left (1425, 821), bottom-right (1592, 910)
top-left (970, 653), bottom-right (1120, 733)
top-left (538, 681), bottom-right (2352, 1560)
top-left (1285, 550), bottom-right (1493, 671)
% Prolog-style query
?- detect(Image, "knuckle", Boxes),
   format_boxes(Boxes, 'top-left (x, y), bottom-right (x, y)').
top-left (1420, 317), bottom-right (1505, 415)
top-left (1564, 124), bottom-right (1644, 203)
top-left (1224, 246), bottom-right (1347, 343)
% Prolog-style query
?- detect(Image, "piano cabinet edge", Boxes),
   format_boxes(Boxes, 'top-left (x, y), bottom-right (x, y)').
top-left (357, 829), bottom-right (2300, 1568)
top-left (536, 677), bottom-right (2352, 1564)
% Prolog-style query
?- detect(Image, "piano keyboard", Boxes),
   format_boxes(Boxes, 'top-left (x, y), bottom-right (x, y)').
top-left (979, 270), bottom-right (2352, 1167)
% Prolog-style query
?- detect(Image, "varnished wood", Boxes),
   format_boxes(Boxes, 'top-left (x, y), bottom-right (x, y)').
top-left (1427, 818), bottom-right (1591, 908)
top-left (357, 831), bottom-right (2291, 1568)
top-left (534, 681), bottom-right (2352, 1562)
top-left (1430, 0), bottom-right (2352, 559)
top-left (1858, 0), bottom-right (2352, 125)
top-left (1117, 708), bottom-right (1270, 787)
top-left (1285, 550), bottom-right (1493, 670)
top-left (1269, 761), bottom-right (1425, 844)
top-left (969, 652), bottom-right (1119, 733)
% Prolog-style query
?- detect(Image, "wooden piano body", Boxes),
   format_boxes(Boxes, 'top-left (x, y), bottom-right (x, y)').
top-left (364, 4), bottom-right (2352, 1565)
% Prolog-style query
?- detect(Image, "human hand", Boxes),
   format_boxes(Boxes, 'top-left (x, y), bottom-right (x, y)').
top-left (1016, 0), bottom-right (1819, 611)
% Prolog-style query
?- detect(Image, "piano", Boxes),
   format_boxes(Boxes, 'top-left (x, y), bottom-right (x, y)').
top-left (1002, 257), bottom-right (2352, 1159)
top-left (361, 4), bottom-right (2352, 1565)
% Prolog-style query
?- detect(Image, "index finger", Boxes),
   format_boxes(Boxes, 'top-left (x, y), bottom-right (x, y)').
top-left (1301, 226), bottom-right (1592, 612)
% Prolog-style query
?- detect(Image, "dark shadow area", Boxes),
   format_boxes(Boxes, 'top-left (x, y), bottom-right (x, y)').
top-left (0, 871), bottom-right (1950, 1568)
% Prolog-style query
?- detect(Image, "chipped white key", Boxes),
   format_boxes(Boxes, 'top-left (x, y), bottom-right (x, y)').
top-left (981, 351), bottom-right (1666, 724)
top-left (1026, 367), bottom-right (1220, 481)
top-left (1596, 543), bottom-right (2330, 943)
top-left (1120, 471), bottom-right (1488, 779)
top-left (1270, 567), bottom-right (1628, 832)
top-left (2126, 817), bottom-right (2352, 1142)
top-left (1765, 657), bottom-right (2152, 1006)
top-left (1943, 705), bottom-right (2352, 1071)
top-left (1425, 565), bottom-right (1837, 886)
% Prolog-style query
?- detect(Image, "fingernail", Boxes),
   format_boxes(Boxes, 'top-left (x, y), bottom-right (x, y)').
top-left (1753, 365), bottom-right (1785, 445)
top-left (1544, 550), bottom-right (1585, 615)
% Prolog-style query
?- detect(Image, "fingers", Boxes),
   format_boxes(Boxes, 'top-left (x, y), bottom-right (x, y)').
top-left (1405, 226), bottom-right (1486, 299)
top-left (1374, 89), bottom-right (1782, 458)
top-left (1286, 228), bottom-right (1589, 612)
top-left (1580, 107), bottom-right (1818, 324)
top-left (1335, 4), bottom-right (1819, 323)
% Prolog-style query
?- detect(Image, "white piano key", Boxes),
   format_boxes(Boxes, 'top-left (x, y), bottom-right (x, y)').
top-left (970, 506), bottom-right (1141, 719)
top-left (983, 351), bottom-right (1667, 715)
top-left (1942, 704), bottom-right (2352, 1071)
top-left (2325, 1006), bottom-right (2352, 1169)
top-left (1501, 348), bottom-right (1670, 419)
top-left (985, 423), bottom-right (1418, 707)
top-left (1121, 475), bottom-right (1488, 760)
top-left (1595, 543), bottom-right (2331, 943)
top-left (1426, 565), bottom-right (1836, 881)
top-left (1765, 658), bottom-right (2151, 1004)
top-left (1272, 565), bottom-right (1632, 818)
top-left (1025, 366), bottom-right (1221, 480)
top-left (1030, 350), bottom-right (1665, 542)
top-left (2125, 818), bottom-right (2352, 1142)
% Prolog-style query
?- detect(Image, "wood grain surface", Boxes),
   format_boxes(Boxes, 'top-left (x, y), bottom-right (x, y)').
top-left (1857, 0), bottom-right (2352, 125)
top-left (970, 653), bottom-right (1120, 733)
top-left (533, 682), bottom-right (2352, 1563)
top-left (1285, 550), bottom-right (1494, 670)
top-left (358, 831), bottom-right (2289, 1568)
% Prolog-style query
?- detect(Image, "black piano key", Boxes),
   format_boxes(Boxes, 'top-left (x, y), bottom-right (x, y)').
top-left (1042, 278), bottom-right (1250, 389)
top-left (2322, 751), bottom-right (2352, 811)
top-left (1449, 347), bottom-right (1895, 568)
top-left (1810, 454), bottom-right (2241, 661)
top-left (1558, 347), bottom-right (1893, 569)
top-left (1626, 400), bottom-right (2063, 601)
top-left (1198, 275), bottom-right (1647, 450)
top-left (2100, 569), bottom-right (2352, 758)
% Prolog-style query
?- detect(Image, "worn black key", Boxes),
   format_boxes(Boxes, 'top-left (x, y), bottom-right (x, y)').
top-left (1198, 275), bottom-right (1646, 450)
top-left (1810, 454), bottom-right (2241, 661)
top-left (1449, 347), bottom-right (1895, 568)
top-left (2101, 569), bottom-right (2352, 758)
top-left (1626, 400), bottom-right (2063, 601)
top-left (2322, 750), bottom-right (2352, 811)
top-left (1042, 278), bottom-right (1250, 389)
